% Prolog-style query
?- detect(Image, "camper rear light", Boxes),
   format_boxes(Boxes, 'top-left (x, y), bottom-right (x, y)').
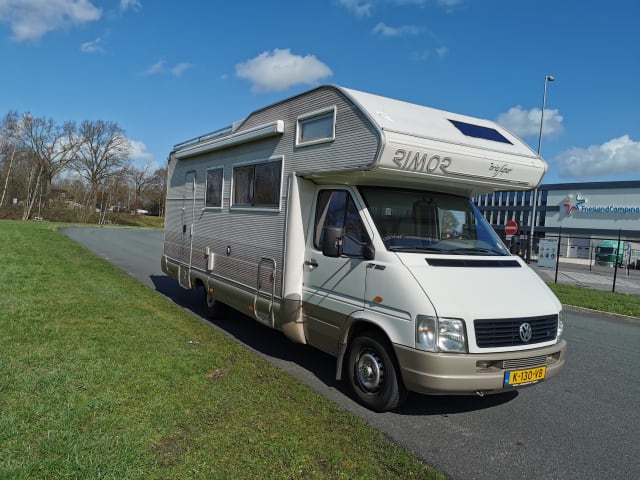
top-left (416, 316), bottom-right (467, 353)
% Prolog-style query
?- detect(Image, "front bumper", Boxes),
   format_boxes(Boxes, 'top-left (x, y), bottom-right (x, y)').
top-left (394, 339), bottom-right (567, 395)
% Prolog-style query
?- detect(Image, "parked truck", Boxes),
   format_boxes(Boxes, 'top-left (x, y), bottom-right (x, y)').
top-left (595, 239), bottom-right (640, 267)
top-left (161, 85), bottom-right (566, 411)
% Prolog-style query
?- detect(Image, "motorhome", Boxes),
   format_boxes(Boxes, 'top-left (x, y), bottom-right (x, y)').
top-left (161, 85), bottom-right (566, 411)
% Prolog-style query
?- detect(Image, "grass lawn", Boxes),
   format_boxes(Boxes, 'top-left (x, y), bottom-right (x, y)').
top-left (0, 220), bottom-right (442, 480)
top-left (548, 283), bottom-right (640, 318)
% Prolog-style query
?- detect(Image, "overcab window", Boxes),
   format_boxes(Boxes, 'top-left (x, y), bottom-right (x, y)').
top-left (232, 158), bottom-right (282, 208)
top-left (296, 107), bottom-right (336, 147)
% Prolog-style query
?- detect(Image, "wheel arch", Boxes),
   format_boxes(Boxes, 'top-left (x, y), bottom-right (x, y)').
top-left (335, 315), bottom-right (404, 384)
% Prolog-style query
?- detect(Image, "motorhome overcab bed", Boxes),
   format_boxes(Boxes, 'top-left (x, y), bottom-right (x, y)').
top-left (161, 85), bottom-right (566, 412)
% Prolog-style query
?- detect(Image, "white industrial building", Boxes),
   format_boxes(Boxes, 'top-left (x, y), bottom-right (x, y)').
top-left (474, 180), bottom-right (640, 260)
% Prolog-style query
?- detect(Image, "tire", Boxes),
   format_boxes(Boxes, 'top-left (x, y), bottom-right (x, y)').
top-left (347, 331), bottom-right (407, 412)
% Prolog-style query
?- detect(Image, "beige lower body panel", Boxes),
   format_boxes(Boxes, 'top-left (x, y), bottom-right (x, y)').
top-left (394, 340), bottom-right (567, 395)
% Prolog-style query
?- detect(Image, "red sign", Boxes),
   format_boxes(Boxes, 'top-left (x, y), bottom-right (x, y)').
top-left (505, 220), bottom-right (519, 236)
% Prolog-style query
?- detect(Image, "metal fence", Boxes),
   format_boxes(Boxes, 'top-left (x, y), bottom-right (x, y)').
top-left (528, 232), bottom-right (640, 294)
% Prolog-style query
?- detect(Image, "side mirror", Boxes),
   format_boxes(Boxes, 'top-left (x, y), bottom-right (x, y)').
top-left (322, 226), bottom-right (343, 257)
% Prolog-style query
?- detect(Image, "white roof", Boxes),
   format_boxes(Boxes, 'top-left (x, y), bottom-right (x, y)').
top-left (340, 87), bottom-right (537, 159)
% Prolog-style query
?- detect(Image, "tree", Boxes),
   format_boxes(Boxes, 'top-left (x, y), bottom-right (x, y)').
top-left (17, 113), bottom-right (77, 219)
top-left (70, 120), bottom-right (131, 212)
top-left (127, 164), bottom-right (155, 213)
top-left (0, 111), bottom-right (19, 207)
top-left (147, 167), bottom-right (167, 216)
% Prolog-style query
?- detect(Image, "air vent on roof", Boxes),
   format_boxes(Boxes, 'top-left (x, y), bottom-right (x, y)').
top-left (449, 119), bottom-right (512, 145)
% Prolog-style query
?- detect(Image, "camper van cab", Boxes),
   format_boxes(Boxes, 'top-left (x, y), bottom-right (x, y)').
top-left (162, 85), bottom-right (567, 412)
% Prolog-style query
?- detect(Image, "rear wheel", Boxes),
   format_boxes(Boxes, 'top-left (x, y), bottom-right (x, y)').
top-left (347, 331), bottom-right (407, 412)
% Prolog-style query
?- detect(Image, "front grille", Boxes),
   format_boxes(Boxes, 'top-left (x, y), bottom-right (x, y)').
top-left (502, 356), bottom-right (547, 369)
top-left (474, 315), bottom-right (558, 348)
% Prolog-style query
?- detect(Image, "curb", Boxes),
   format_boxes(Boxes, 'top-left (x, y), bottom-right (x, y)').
top-left (562, 304), bottom-right (640, 325)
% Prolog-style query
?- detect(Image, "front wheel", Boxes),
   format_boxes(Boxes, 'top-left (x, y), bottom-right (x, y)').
top-left (347, 331), bottom-right (407, 412)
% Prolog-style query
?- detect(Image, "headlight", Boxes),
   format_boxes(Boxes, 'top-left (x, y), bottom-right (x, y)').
top-left (557, 310), bottom-right (564, 338)
top-left (416, 315), bottom-right (467, 353)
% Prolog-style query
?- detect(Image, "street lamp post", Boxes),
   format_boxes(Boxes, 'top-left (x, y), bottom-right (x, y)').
top-left (528, 75), bottom-right (555, 263)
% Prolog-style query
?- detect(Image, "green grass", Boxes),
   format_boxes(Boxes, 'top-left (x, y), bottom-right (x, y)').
top-left (548, 283), bottom-right (640, 318)
top-left (0, 220), bottom-right (441, 480)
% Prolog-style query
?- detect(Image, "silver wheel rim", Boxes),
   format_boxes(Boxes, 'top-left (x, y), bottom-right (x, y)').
top-left (356, 351), bottom-right (384, 392)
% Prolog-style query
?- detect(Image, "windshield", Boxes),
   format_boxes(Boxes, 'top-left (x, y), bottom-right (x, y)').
top-left (359, 186), bottom-right (509, 256)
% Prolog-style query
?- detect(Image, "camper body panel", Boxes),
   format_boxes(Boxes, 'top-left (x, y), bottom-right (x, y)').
top-left (163, 86), bottom-right (381, 312)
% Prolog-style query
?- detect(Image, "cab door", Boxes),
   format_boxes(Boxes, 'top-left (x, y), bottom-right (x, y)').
top-left (302, 188), bottom-right (372, 355)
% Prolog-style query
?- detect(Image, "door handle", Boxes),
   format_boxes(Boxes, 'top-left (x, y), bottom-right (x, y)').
top-left (304, 259), bottom-right (318, 268)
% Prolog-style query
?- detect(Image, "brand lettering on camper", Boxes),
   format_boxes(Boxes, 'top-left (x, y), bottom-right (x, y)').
top-left (488, 163), bottom-right (513, 177)
top-left (392, 149), bottom-right (452, 174)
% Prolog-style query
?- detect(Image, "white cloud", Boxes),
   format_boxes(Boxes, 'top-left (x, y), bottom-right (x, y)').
top-left (372, 22), bottom-right (424, 37)
top-left (341, 0), bottom-right (465, 14)
top-left (120, 0), bottom-right (141, 12)
top-left (128, 139), bottom-right (153, 162)
top-left (145, 60), bottom-right (165, 75)
top-left (0, 0), bottom-right (102, 42)
top-left (437, 0), bottom-right (464, 9)
top-left (338, 0), bottom-right (373, 17)
top-left (80, 36), bottom-right (103, 53)
top-left (144, 60), bottom-right (192, 77)
top-left (556, 135), bottom-right (640, 180)
top-left (497, 105), bottom-right (564, 139)
top-left (408, 45), bottom-right (448, 62)
top-left (170, 62), bottom-right (192, 77)
top-left (235, 48), bottom-right (333, 93)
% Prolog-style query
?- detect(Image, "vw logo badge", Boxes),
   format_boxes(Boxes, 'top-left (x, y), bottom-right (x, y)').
top-left (519, 322), bottom-right (533, 342)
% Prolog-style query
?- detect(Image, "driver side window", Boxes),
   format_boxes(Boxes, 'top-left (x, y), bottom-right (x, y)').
top-left (313, 189), bottom-right (368, 252)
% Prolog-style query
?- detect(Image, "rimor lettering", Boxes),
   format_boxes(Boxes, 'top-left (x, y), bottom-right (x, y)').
top-left (392, 149), bottom-right (452, 174)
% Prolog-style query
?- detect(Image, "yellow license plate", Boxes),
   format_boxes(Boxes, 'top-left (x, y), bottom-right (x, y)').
top-left (504, 366), bottom-right (546, 387)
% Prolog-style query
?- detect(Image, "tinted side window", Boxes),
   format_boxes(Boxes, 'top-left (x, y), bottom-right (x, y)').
top-left (313, 189), bottom-right (367, 250)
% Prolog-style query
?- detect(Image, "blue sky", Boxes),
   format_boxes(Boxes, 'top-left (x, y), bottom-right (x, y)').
top-left (1, 0), bottom-right (639, 184)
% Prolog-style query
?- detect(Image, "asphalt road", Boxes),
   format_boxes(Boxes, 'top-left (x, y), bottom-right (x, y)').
top-left (63, 226), bottom-right (640, 480)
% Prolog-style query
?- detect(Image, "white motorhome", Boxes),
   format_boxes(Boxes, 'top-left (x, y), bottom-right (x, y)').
top-left (161, 85), bottom-right (566, 412)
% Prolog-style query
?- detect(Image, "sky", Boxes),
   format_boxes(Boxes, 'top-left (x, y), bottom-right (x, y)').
top-left (1, 0), bottom-right (639, 185)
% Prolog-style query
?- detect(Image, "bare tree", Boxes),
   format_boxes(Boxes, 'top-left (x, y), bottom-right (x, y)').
top-left (0, 112), bottom-right (19, 207)
top-left (70, 120), bottom-right (131, 212)
top-left (146, 166), bottom-right (167, 216)
top-left (127, 164), bottom-right (155, 213)
top-left (14, 113), bottom-right (77, 219)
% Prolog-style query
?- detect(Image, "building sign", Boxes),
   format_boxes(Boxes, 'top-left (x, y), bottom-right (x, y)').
top-left (562, 193), bottom-right (640, 216)
top-left (563, 194), bottom-right (586, 215)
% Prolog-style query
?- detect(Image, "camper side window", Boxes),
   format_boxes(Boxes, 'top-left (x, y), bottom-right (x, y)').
top-left (232, 158), bottom-right (282, 208)
top-left (314, 190), bottom-right (368, 252)
top-left (296, 107), bottom-right (336, 147)
top-left (205, 168), bottom-right (223, 208)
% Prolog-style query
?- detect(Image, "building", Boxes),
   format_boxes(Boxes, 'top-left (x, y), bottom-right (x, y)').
top-left (474, 180), bottom-right (640, 261)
